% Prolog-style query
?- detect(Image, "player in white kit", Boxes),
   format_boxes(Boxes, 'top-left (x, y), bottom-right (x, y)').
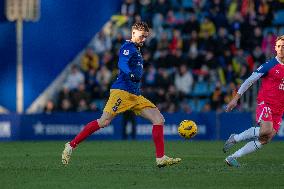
top-left (223, 35), bottom-right (284, 167)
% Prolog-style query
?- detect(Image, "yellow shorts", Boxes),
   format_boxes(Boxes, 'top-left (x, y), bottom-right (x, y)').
top-left (103, 89), bottom-right (156, 116)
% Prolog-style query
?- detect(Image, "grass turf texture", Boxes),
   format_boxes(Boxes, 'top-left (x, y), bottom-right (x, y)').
top-left (0, 141), bottom-right (284, 189)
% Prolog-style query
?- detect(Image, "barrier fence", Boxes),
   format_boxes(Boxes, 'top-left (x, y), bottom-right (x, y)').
top-left (0, 112), bottom-right (284, 141)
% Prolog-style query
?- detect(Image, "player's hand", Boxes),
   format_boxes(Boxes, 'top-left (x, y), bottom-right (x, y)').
top-left (129, 72), bottom-right (140, 82)
top-left (225, 99), bottom-right (238, 112)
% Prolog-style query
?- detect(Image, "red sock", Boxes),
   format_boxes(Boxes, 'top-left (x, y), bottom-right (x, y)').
top-left (70, 120), bottom-right (100, 148)
top-left (152, 124), bottom-right (165, 158)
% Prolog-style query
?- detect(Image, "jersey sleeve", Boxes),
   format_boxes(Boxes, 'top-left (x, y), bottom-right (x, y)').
top-left (238, 59), bottom-right (278, 95)
top-left (237, 72), bottom-right (263, 95)
top-left (254, 60), bottom-right (276, 77)
top-left (118, 45), bottom-right (135, 74)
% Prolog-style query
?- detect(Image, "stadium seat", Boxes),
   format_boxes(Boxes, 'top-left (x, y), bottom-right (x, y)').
top-left (192, 81), bottom-right (210, 97)
top-left (263, 27), bottom-right (277, 36)
top-left (273, 10), bottom-right (284, 25)
top-left (278, 26), bottom-right (284, 35)
top-left (196, 99), bottom-right (209, 112)
top-left (188, 99), bottom-right (198, 111)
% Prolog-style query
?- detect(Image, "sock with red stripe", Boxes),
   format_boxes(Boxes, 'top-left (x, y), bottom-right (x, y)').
top-left (70, 120), bottom-right (100, 148)
top-left (152, 124), bottom-right (165, 158)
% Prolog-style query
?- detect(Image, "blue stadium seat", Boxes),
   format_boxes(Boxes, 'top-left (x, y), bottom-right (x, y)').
top-left (92, 100), bottom-right (105, 111)
top-left (196, 99), bottom-right (209, 112)
top-left (273, 10), bottom-right (284, 25)
top-left (188, 99), bottom-right (198, 111)
top-left (192, 81), bottom-right (210, 97)
top-left (278, 26), bottom-right (284, 35)
top-left (263, 27), bottom-right (277, 36)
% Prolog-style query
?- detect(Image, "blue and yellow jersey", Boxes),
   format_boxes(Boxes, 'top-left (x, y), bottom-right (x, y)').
top-left (111, 40), bottom-right (144, 95)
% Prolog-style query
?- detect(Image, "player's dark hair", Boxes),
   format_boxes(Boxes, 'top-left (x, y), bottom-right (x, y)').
top-left (132, 22), bottom-right (149, 32)
top-left (276, 35), bottom-right (284, 42)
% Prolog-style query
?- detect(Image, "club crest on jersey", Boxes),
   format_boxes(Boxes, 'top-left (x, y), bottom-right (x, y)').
top-left (276, 70), bottom-right (279, 74)
top-left (123, 50), bottom-right (129, 55)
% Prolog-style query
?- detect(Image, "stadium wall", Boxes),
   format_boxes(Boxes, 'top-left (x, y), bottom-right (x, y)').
top-left (0, 0), bottom-right (121, 112)
top-left (0, 112), bottom-right (284, 141)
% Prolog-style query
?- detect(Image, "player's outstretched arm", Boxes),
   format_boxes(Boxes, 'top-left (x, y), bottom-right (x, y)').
top-left (225, 93), bottom-right (241, 112)
top-left (225, 72), bottom-right (262, 112)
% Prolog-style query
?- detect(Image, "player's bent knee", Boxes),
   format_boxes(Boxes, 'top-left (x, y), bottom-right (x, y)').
top-left (98, 119), bottom-right (111, 128)
top-left (153, 115), bottom-right (165, 125)
top-left (259, 135), bottom-right (270, 145)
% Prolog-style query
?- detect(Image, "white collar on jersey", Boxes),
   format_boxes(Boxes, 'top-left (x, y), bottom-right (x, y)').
top-left (275, 56), bottom-right (284, 65)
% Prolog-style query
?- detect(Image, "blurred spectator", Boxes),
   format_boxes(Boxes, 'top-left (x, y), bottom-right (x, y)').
top-left (210, 85), bottom-right (224, 112)
top-left (174, 64), bottom-right (193, 97)
top-left (43, 100), bottom-right (56, 114)
top-left (156, 68), bottom-right (173, 88)
top-left (136, 0), bottom-right (153, 24)
top-left (252, 46), bottom-right (266, 68)
top-left (180, 99), bottom-right (192, 113)
top-left (245, 26), bottom-right (263, 52)
top-left (96, 65), bottom-right (112, 97)
top-left (202, 50), bottom-right (217, 69)
top-left (85, 68), bottom-right (99, 91)
top-left (209, 0), bottom-right (228, 29)
top-left (169, 29), bottom-right (183, 53)
top-left (233, 30), bottom-right (243, 50)
top-left (112, 32), bottom-right (125, 55)
top-left (154, 0), bottom-right (170, 16)
top-left (57, 86), bottom-right (72, 107)
top-left (100, 51), bottom-right (116, 71)
top-left (154, 87), bottom-right (167, 111)
top-left (92, 31), bottom-right (112, 55)
top-left (223, 82), bottom-right (237, 105)
top-left (64, 65), bottom-right (85, 91)
top-left (256, 0), bottom-right (273, 27)
top-left (59, 98), bottom-right (73, 112)
top-left (165, 84), bottom-right (180, 113)
top-left (156, 32), bottom-right (169, 51)
top-left (54, 0), bottom-right (283, 113)
top-left (121, 0), bottom-right (136, 17)
top-left (71, 83), bottom-right (91, 109)
top-left (152, 13), bottom-right (165, 37)
top-left (232, 48), bottom-right (247, 74)
top-left (143, 64), bottom-right (157, 87)
top-left (215, 27), bottom-right (232, 56)
top-left (182, 13), bottom-right (199, 36)
top-left (261, 32), bottom-right (277, 58)
top-left (77, 99), bottom-right (90, 112)
top-left (201, 103), bottom-right (212, 112)
top-left (166, 49), bottom-right (185, 68)
top-left (121, 110), bottom-right (137, 140)
top-left (229, 12), bottom-right (244, 34)
top-left (199, 16), bottom-right (216, 38)
top-left (80, 47), bottom-right (99, 73)
top-left (198, 30), bottom-right (216, 52)
top-left (227, 0), bottom-right (238, 22)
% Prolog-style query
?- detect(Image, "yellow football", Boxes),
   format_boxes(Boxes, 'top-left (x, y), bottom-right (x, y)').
top-left (178, 120), bottom-right (198, 139)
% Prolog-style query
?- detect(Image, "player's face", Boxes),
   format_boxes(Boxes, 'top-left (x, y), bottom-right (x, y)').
top-left (132, 29), bottom-right (149, 47)
top-left (275, 39), bottom-right (284, 59)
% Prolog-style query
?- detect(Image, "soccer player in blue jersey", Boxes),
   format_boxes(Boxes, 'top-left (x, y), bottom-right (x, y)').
top-left (62, 22), bottom-right (181, 167)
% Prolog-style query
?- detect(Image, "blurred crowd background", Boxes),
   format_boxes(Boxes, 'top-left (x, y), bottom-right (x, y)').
top-left (43, 0), bottom-right (284, 114)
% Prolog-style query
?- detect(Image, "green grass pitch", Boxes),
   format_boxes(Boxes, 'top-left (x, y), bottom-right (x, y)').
top-left (0, 141), bottom-right (284, 189)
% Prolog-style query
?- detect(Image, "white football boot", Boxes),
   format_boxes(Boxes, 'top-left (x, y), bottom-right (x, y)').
top-left (223, 134), bottom-right (237, 153)
top-left (62, 142), bottom-right (73, 165)
top-left (156, 155), bottom-right (181, 168)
